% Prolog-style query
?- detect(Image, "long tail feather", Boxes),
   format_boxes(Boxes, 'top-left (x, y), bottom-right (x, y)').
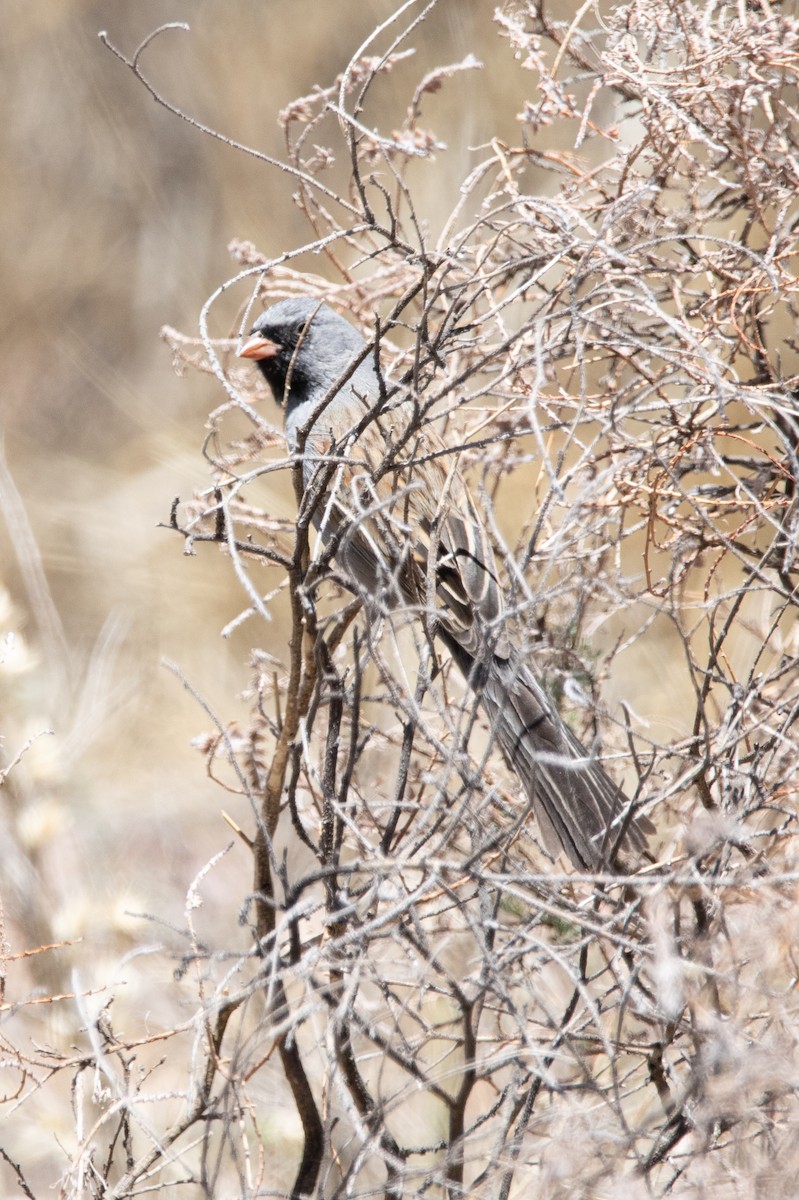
top-left (442, 634), bottom-right (652, 871)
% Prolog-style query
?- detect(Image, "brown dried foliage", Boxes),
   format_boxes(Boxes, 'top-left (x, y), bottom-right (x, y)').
top-left (4, 2), bottom-right (799, 1197)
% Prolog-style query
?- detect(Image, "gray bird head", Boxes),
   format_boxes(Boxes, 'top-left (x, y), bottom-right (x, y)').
top-left (239, 298), bottom-right (376, 415)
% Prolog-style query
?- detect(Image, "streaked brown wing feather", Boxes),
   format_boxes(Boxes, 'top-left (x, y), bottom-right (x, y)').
top-left (304, 398), bottom-right (504, 656)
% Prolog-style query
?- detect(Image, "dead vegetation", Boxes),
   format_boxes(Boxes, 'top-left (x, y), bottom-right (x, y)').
top-left (3, 2), bottom-right (799, 1197)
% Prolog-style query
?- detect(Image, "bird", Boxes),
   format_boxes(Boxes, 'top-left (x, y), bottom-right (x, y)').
top-left (239, 297), bottom-right (653, 871)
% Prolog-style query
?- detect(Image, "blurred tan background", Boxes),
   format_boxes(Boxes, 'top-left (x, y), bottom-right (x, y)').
top-left (1, 1), bottom-right (543, 971)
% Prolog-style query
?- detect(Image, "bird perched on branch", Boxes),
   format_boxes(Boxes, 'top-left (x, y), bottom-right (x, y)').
top-left (240, 297), bottom-right (652, 871)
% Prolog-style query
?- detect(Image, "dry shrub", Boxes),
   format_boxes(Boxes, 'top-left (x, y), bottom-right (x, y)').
top-left (3, 2), bottom-right (799, 1197)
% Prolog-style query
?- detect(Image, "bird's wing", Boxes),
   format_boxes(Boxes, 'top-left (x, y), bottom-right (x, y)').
top-left (301, 395), bottom-right (507, 657)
